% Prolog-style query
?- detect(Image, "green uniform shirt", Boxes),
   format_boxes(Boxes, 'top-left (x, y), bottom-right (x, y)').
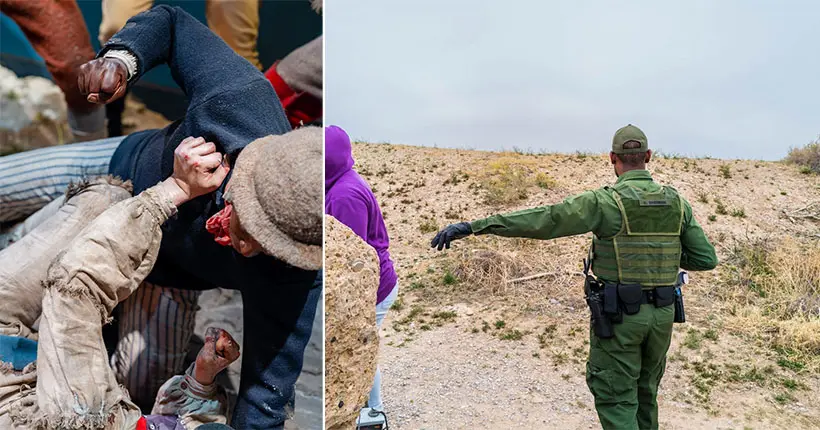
top-left (469, 170), bottom-right (718, 271)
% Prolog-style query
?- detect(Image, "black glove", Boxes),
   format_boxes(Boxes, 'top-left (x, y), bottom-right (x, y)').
top-left (430, 222), bottom-right (472, 251)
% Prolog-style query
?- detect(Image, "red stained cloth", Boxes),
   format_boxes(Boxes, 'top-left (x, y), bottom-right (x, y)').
top-left (265, 61), bottom-right (322, 128)
top-left (205, 202), bottom-right (233, 246)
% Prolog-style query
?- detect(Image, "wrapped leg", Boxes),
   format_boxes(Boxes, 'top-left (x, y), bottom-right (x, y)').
top-left (8, 184), bottom-right (175, 429)
top-left (0, 177), bottom-right (132, 340)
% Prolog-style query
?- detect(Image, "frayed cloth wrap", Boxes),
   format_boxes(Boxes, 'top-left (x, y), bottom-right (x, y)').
top-left (1, 182), bottom-right (177, 429)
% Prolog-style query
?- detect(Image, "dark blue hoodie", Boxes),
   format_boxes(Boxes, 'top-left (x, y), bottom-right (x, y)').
top-left (104, 6), bottom-right (315, 293)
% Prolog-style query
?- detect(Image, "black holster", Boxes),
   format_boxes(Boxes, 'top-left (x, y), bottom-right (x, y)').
top-left (674, 286), bottom-right (686, 323)
top-left (585, 275), bottom-right (613, 339)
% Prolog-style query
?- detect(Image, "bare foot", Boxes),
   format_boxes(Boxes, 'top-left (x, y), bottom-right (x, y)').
top-left (193, 327), bottom-right (240, 385)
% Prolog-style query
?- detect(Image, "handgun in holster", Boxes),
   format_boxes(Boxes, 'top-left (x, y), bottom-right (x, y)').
top-left (584, 258), bottom-right (614, 339)
top-left (674, 271), bottom-right (688, 323)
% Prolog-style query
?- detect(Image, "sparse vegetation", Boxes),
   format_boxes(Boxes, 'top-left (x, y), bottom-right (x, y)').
top-left (785, 137), bottom-right (820, 174)
top-left (349, 141), bottom-right (820, 424)
top-left (499, 329), bottom-right (525, 341)
top-left (408, 281), bottom-right (426, 291)
top-left (478, 158), bottom-right (549, 206)
top-left (715, 198), bottom-right (728, 215)
top-left (397, 305), bottom-right (424, 325)
top-left (773, 392), bottom-right (796, 404)
top-left (418, 217), bottom-right (438, 233)
top-left (535, 172), bottom-right (556, 189)
top-left (683, 329), bottom-right (702, 350)
top-left (719, 164), bottom-right (732, 179)
top-left (719, 237), bottom-right (820, 370)
top-left (444, 170), bottom-right (470, 186)
top-left (432, 310), bottom-right (457, 321)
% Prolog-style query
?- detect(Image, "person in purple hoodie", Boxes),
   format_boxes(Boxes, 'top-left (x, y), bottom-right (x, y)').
top-left (325, 125), bottom-right (398, 415)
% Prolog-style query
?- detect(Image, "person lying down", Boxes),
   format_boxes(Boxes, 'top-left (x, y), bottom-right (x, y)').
top-left (0, 136), bottom-right (239, 430)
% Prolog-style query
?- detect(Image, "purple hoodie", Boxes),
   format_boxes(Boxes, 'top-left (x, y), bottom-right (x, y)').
top-left (325, 126), bottom-right (398, 304)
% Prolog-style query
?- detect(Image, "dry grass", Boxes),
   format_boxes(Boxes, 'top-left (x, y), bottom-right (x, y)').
top-left (355, 142), bottom-right (820, 424)
top-left (444, 236), bottom-right (583, 311)
top-left (475, 157), bottom-right (557, 207)
top-left (717, 236), bottom-right (820, 370)
top-left (786, 137), bottom-right (820, 174)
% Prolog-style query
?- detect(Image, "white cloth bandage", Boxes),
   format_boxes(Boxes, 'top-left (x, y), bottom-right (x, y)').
top-left (103, 49), bottom-right (139, 81)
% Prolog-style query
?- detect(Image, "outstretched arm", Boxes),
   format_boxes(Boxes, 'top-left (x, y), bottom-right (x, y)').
top-left (469, 191), bottom-right (612, 240)
top-left (431, 190), bottom-right (621, 250)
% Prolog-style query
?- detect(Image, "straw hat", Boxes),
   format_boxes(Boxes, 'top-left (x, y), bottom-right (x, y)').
top-left (230, 126), bottom-right (323, 270)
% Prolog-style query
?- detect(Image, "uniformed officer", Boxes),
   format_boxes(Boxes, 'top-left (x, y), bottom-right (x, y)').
top-left (430, 124), bottom-right (718, 429)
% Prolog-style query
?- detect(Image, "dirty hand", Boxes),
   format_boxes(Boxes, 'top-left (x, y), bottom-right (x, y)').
top-left (161, 137), bottom-right (230, 206)
top-left (194, 327), bottom-right (240, 385)
top-left (77, 57), bottom-right (128, 104)
top-left (430, 222), bottom-right (472, 251)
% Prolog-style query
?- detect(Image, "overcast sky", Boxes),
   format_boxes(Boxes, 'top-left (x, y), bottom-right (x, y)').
top-left (326, 0), bottom-right (819, 161)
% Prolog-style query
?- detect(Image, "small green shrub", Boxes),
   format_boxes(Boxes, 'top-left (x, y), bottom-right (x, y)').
top-left (715, 198), bottom-right (728, 215)
top-left (432, 311), bottom-right (457, 320)
top-left (535, 172), bottom-right (556, 189)
top-left (719, 164), bottom-right (732, 179)
top-left (684, 329), bottom-right (702, 349)
top-left (500, 329), bottom-right (525, 341)
top-left (418, 217), bottom-right (438, 233)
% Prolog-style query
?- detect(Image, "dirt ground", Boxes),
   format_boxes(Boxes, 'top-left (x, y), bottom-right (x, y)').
top-left (350, 142), bottom-right (820, 430)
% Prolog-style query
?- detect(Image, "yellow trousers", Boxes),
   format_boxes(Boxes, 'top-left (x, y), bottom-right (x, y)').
top-left (99, 0), bottom-right (261, 70)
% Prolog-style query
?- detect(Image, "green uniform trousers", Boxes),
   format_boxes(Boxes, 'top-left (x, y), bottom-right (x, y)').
top-left (585, 303), bottom-right (674, 430)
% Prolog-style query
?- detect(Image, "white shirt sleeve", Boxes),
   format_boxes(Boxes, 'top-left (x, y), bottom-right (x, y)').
top-left (103, 49), bottom-right (139, 81)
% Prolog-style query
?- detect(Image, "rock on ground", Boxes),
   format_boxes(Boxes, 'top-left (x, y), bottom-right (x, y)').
top-left (0, 65), bottom-right (70, 154)
top-left (324, 215), bottom-right (380, 430)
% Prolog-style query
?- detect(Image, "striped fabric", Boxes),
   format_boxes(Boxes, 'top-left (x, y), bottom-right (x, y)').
top-left (0, 137), bottom-right (123, 223)
top-left (111, 282), bottom-right (201, 410)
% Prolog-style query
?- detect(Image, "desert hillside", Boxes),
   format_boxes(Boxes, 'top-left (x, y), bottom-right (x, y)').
top-left (353, 141), bottom-right (820, 430)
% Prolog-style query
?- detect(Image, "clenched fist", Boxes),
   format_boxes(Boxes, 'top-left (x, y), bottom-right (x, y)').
top-left (159, 136), bottom-right (231, 206)
top-left (77, 57), bottom-right (128, 104)
top-left (193, 327), bottom-right (241, 385)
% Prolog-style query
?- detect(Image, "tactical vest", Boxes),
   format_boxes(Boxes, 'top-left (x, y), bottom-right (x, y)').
top-left (590, 182), bottom-right (684, 287)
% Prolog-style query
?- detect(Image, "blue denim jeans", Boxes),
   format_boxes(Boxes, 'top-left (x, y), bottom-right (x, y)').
top-left (231, 271), bottom-right (322, 429)
top-left (368, 284), bottom-right (398, 412)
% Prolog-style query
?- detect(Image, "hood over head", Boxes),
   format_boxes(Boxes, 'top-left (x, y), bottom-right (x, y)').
top-left (325, 125), bottom-right (355, 189)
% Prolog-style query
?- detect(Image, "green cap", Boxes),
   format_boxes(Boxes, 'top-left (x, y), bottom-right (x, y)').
top-left (612, 124), bottom-right (648, 154)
